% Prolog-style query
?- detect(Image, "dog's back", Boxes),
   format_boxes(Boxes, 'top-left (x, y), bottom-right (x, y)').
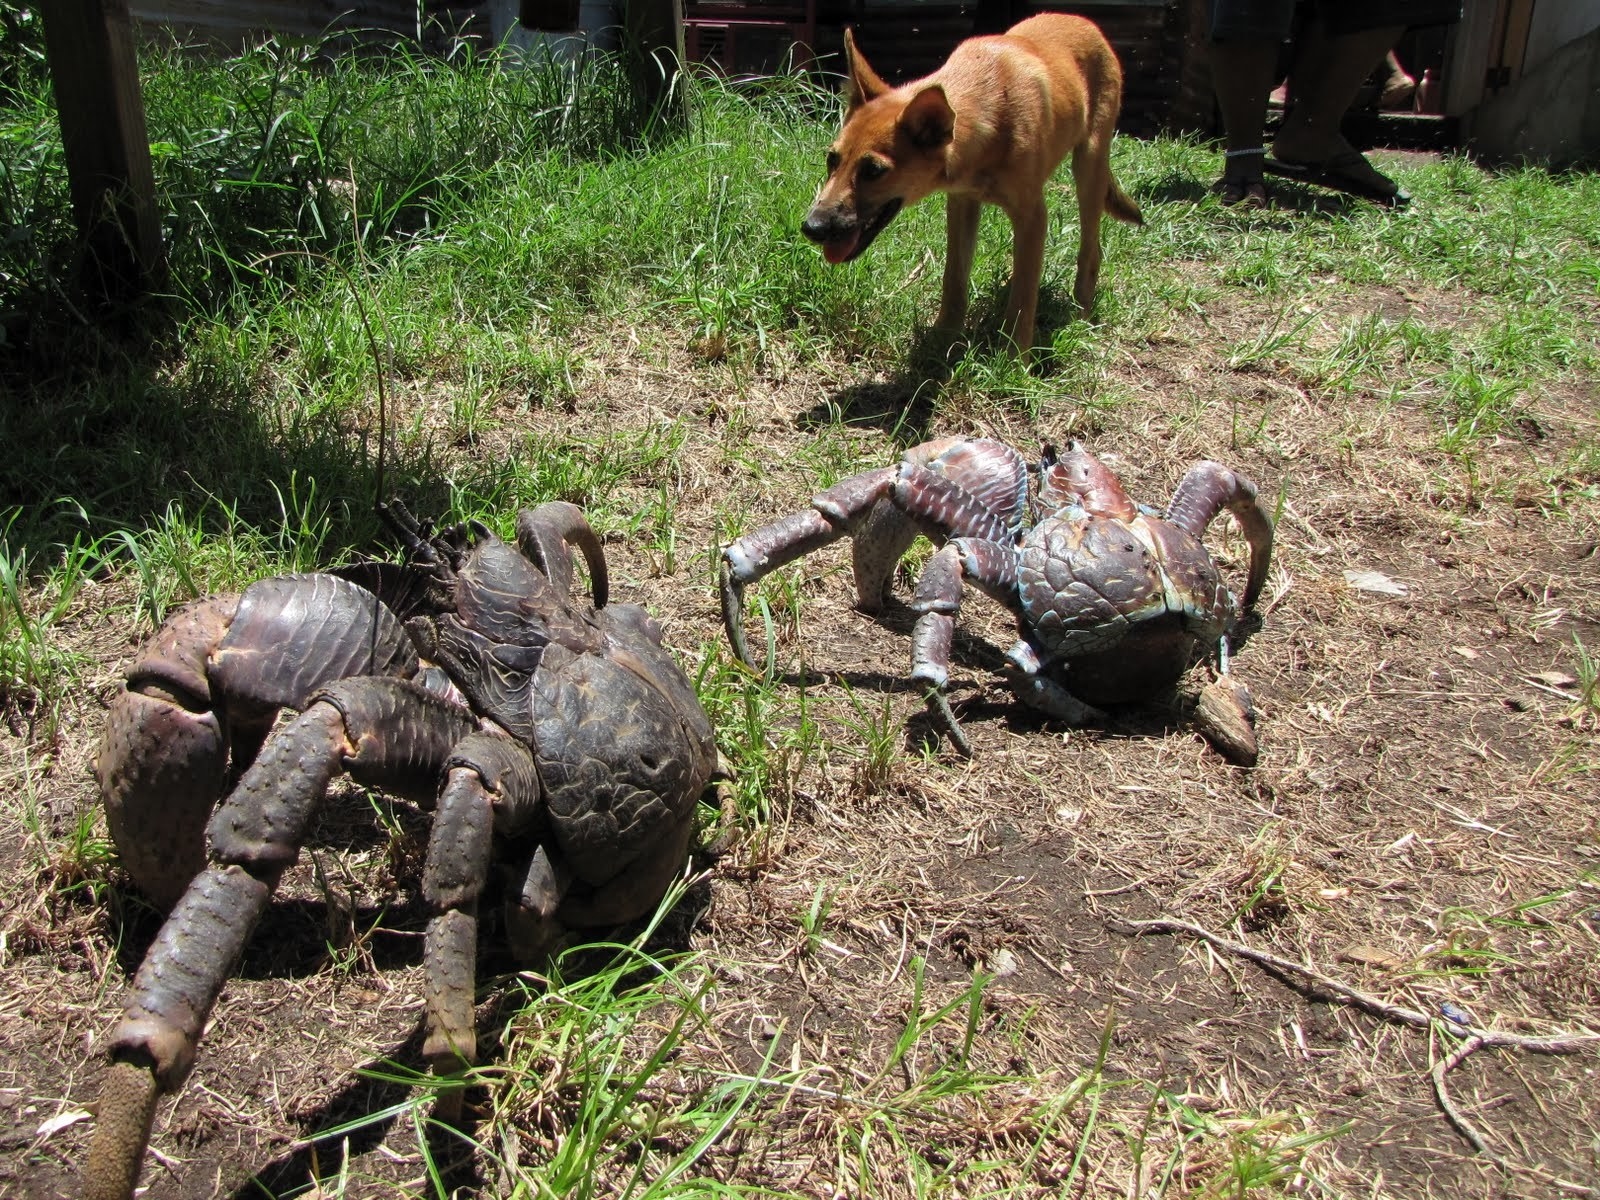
top-left (983, 15), bottom-right (1141, 222)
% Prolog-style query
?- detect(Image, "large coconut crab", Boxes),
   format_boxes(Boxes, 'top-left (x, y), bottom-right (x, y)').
top-left (719, 438), bottom-right (1274, 759)
top-left (83, 501), bottom-right (719, 1200)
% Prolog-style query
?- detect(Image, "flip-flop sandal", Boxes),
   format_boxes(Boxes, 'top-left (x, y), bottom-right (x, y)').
top-left (1214, 176), bottom-right (1270, 208)
top-left (1263, 151), bottom-right (1410, 207)
top-left (1215, 146), bottom-right (1270, 209)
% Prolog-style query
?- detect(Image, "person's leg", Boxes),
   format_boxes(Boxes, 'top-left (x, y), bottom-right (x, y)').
top-left (1268, 6), bottom-right (1404, 201)
top-left (1274, 22), bottom-right (1400, 161)
top-left (1379, 51), bottom-right (1416, 110)
top-left (1207, 0), bottom-right (1295, 206)
top-left (1211, 40), bottom-right (1277, 205)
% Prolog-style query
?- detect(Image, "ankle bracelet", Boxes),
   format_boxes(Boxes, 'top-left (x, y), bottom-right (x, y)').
top-left (1225, 147), bottom-right (1265, 158)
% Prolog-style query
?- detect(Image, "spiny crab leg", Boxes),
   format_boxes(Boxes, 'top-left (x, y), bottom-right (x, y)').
top-left (85, 679), bottom-right (477, 1200)
top-left (721, 462), bottom-right (1014, 671)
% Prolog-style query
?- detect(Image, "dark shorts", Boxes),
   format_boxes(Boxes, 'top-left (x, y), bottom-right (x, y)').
top-left (1209, 0), bottom-right (1462, 41)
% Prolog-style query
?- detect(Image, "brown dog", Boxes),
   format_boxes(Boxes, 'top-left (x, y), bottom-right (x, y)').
top-left (801, 14), bottom-right (1143, 357)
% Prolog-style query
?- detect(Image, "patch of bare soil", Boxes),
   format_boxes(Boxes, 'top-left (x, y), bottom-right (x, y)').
top-left (3, 280), bottom-right (1598, 1198)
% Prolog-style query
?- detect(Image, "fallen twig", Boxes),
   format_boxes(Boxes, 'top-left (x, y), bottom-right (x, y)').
top-left (1084, 875), bottom-right (1153, 898)
top-left (1104, 916), bottom-right (1597, 1053)
top-left (1430, 1036), bottom-right (1492, 1154)
top-left (1109, 915), bottom-right (1600, 1191)
top-left (1430, 1036), bottom-right (1600, 1197)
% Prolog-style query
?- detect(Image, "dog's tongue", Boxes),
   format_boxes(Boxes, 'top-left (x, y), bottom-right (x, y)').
top-left (822, 234), bottom-right (858, 265)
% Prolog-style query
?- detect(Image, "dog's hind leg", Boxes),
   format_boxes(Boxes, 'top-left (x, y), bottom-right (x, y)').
top-left (937, 193), bottom-right (982, 335)
top-left (1002, 193), bottom-right (1048, 355)
top-left (1070, 141), bottom-right (1111, 315)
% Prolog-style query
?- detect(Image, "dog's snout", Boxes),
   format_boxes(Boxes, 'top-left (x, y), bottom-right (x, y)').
top-left (800, 210), bottom-right (840, 244)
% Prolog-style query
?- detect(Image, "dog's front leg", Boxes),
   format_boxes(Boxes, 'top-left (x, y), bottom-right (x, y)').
top-left (1001, 195), bottom-right (1048, 357)
top-left (936, 194), bottom-right (982, 335)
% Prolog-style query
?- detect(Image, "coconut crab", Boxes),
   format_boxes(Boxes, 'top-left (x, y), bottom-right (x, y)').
top-left (719, 438), bottom-right (1273, 760)
top-left (84, 501), bottom-right (719, 1200)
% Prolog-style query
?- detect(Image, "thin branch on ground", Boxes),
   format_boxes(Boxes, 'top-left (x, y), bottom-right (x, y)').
top-left (1104, 915), bottom-right (1598, 1054)
top-left (1431, 1036), bottom-right (1600, 1197)
top-left (1110, 915), bottom-right (1600, 1192)
top-left (1431, 1036), bottom-right (1492, 1154)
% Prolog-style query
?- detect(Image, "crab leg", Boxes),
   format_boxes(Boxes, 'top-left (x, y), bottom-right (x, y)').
top-left (85, 678), bottom-right (476, 1200)
top-left (908, 538), bottom-right (1024, 756)
top-left (721, 465), bottom-right (900, 665)
top-left (721, 455), bottom-right (1018, 669)
top-left (1002, 638), bottom-right (1106, 728)
top-left (420, 732), bottom-right (542, 1122)
top-left (1165, 461), bottom-right (1274, 609)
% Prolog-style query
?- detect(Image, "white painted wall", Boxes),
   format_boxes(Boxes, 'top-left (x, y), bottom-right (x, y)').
top-left (1524, 0), bottom-right (1600, 73)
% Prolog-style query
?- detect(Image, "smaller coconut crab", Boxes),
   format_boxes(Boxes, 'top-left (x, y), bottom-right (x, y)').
top-left (719, 438), bottom-right (1273, 760)
top-left (84, 501), bottom-right (719, 1200)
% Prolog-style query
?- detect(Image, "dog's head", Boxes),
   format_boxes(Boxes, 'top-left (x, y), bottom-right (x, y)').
top-left (800, 28), bottom-right (954, 265)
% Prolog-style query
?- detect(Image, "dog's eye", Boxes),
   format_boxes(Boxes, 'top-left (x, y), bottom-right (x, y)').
top-left (858, 157), bottom-right (888, 182)
top-left (825, 151), bottom-right (841, 174)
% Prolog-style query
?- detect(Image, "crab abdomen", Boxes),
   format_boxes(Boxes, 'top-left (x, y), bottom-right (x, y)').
top-left (530, 632), bottom-right (714, 899)
top-left (1019, 515), bottom-right (1229, 704)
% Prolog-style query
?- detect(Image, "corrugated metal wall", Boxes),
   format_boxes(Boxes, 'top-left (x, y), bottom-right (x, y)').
top-left (128, 0), bottom-right (423, 47)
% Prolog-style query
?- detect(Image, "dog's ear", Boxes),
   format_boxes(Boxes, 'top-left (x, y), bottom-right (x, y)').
top-left (842, 27), bottom-right (890, 112)
top-left (900, 85), bottom-right (955, 150)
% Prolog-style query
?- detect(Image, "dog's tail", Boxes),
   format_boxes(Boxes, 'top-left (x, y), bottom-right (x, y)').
top-left (1106, 174), bottom-right (1143, 226)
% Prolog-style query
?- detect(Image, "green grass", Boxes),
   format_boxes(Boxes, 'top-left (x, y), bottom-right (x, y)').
top-left (5, 33), bottom-right (1596, 551)
top-left (2, 20), bottom-right (1597, 1197)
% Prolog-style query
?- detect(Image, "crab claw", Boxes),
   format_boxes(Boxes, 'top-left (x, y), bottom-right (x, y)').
top-left (96, 575), bottom-right (420, 909)
top-left (96, 595), bottom-right (239, 910)
top-left (719, 558), bottom-right (756, 669)
top-left (1193, 674), bottom-right (1259, 766)
top-left (1165, 461), bottom-right (1274, 611)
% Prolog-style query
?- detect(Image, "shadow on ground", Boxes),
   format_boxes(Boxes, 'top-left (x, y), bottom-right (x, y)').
top-left (0, 309), bottom-right (453, 567)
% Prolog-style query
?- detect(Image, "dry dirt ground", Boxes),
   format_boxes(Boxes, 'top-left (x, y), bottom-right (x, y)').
top-left (2, 263), bottom-right (1598, 1197)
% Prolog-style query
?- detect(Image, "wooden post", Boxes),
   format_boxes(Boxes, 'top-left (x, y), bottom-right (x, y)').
top-left (40, 0), bottom-right (165, 301)
top-left (624, 0), bottom-right (685, 131)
